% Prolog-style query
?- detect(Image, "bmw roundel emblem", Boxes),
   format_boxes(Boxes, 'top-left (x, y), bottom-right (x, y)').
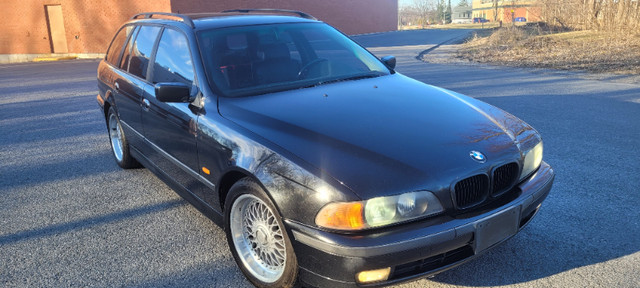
top-left (470, 151), bottom-right (486, 163)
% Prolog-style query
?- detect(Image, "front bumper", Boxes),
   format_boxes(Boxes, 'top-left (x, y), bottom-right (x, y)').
top-left (287, 161), bottom-right (554, 287)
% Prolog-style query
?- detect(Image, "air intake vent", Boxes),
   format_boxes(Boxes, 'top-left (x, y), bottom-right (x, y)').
top-left (391, 245), bottom-right (474, 280)
top-left (492, 163), bottom-right (519, 196)
top-left (454, 174), bottom-right (489, 209)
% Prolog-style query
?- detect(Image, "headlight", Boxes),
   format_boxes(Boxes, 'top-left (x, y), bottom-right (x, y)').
top-left (315, 191), bottom-right (444, 231)
top-left (520, 141), bottom-right (543, 181)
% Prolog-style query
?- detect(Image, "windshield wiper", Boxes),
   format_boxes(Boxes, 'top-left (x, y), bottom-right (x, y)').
top-left (302, 73), bottom-right (382, 88)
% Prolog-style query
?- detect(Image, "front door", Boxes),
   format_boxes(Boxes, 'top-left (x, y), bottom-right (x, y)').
top-left (141, 27), bottom-right (204, 194)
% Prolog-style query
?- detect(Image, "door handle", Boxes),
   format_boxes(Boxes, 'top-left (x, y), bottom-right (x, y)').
top-left (142, 98), bottom-right (150, 110)
top-left (114, 82), bottom-right (120, 91)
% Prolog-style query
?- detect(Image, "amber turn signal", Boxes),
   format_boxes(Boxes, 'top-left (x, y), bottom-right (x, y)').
top-left (315, 202), bottom-right (364, 230)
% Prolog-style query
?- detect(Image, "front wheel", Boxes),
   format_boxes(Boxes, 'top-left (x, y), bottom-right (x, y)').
top-left (225, 178), bottom-right (298, 288)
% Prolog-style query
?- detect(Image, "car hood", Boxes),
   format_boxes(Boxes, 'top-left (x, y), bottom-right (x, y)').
top-left (219, 74), bottom-right (537, 199)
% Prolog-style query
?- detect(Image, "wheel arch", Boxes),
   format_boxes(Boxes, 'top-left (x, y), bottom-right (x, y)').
top-left (103, 90), bottom-right (116, 121)
top-left (217, 169), bottom-right (251, 212)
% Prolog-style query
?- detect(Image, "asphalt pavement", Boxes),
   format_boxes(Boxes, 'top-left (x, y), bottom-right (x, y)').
top-left (1, 29), bottom-right (638, 287)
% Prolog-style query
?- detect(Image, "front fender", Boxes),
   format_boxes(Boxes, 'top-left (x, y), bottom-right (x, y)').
top-left (255, 154), bottom-right (360, 226)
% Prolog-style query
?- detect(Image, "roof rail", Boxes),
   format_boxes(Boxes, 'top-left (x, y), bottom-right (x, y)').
top-left (131, 12), bottom-right (195, 27)
top-left (221, 9), bottom-right (317, 20)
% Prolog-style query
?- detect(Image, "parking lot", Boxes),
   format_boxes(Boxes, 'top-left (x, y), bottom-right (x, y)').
top-left (1, 30), bottom-right (639, 287)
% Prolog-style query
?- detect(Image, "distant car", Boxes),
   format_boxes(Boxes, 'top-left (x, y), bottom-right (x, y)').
top-left (97, 9), bottom-right (554, 288)
top-left (515, 17), bottom-right (527, 22)
top-left (452, 18), bottom-right (472, 24)
top-left (473, 17), bottom-right (489, 23)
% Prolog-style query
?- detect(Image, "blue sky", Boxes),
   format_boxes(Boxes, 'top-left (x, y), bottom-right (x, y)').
top-left (399, 0), bottom-right (412, 7)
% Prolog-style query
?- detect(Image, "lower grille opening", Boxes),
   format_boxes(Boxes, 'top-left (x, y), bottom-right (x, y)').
top-left (390, 245), bottom-right (474, 280)
top-left (519, 207), bottom-right (538, 228)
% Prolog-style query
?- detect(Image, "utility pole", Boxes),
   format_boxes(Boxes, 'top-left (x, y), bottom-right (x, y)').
top-left (511, 0), bottom-right (515, 27)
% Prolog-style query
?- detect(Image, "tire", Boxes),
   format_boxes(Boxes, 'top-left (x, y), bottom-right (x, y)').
top-left (106, 106), bottom-right (140, 169)
top-left (224, 178), bottom-right (299, 288)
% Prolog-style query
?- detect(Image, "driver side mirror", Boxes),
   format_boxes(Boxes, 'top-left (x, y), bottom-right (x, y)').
top-left (155, 82), bottom-right (194, 103)
top-left (381, 55), bottom-right (396, 70)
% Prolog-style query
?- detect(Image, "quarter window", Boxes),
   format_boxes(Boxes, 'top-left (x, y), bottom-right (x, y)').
top-left (129, 26), bottom-right (161, 80)
top-left (152, 29), bottom-right (194, 85)
top-left (106, 25), bottom-right (135, 66)
top-left (119, 26), bottom-right (139, 70)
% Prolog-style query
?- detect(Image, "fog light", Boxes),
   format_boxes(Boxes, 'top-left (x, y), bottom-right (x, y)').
top-left (356, 267), bottom-right (391, 284)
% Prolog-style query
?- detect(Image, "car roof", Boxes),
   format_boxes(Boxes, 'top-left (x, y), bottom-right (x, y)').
top-left (128, 11), bottom-right (319, 31)
top-left (191, 14), bottom-right (318, 30)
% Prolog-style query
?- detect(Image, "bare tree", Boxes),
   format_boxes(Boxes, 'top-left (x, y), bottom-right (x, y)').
top-left (413, 0), bottom-right (437, 27)
top-left (399, 5), bottom-right (416, 27)
top-left (492, 0), bottom-right (500, 22)
top-left (537, 0), bottom-right (640, 32)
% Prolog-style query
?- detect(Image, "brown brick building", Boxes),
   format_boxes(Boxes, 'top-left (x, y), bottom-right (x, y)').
top-left (0, 0), bottom-right (398, 62)
top-left (471, 0), bottom-right (541, 23)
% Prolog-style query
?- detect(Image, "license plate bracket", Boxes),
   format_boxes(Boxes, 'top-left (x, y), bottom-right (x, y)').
top-left (475, 205), bottom-right (520, 253)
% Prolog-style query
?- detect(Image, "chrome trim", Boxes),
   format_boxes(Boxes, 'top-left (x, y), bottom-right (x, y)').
top-left (120, 120), bottom-right (216, 191)
top-left (142, 98), bottom-right (150, 111)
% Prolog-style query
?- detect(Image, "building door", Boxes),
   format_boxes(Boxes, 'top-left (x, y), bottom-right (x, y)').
top-left (45, 5), bottom-right (68, 53)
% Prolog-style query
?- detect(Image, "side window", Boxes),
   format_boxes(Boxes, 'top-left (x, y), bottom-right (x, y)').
top-left (152, 29), bottom-right (194, 85)
top-left (119, 26), bottom-right (140, 70)
top-left (106, 25), bottom-right (134, 65)
top-left (129, 26), bottom-right (161, 80)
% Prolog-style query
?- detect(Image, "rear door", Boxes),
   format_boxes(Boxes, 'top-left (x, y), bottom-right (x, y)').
top-left (98, 25), bottom-right (147, 148)
top-left (111, 26), bottom-right (144, 140)
top-left (97, 24), bottom-right (133, 108)
top-left (115, 25), bottom-right (161, 141)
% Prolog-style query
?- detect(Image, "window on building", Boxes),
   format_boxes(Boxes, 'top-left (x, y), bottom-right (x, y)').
top-left (152, 29), bottom-right (194, 86)
top-left (129, 25), bottom-right (161, 80)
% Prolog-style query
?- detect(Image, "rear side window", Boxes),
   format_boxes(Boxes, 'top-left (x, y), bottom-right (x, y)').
top-left (119, 26), bottom-right (140, 70)
top-left (129, 26), bottom-right (161, 80)
top-left (152, 29), bottom-right (194, 86)
top-left (105, 25), bottom-right (135, 65)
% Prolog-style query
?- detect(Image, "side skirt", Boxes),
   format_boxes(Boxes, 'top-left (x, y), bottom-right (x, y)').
top-left (130, 146), bottom-right (224, 227)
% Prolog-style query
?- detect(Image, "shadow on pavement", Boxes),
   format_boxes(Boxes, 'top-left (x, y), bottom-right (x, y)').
top-left (352, 29), bottom-right (473, 48)
top-left (0, 199), bottom-right (186, 246)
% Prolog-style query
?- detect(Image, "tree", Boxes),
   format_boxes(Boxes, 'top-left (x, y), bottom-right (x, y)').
top-left (436, 0), bottom-right (446, 23)
top-left (412, 0), bottom-right (436, 27)
top-left (457, 0), bottom-right (469, 7)
top-left (492, 0), bottom-right (500, 22)
top-left (538, 0), bottom-right (640, 31)
top-left (446, 0), bottom-right (453, 23)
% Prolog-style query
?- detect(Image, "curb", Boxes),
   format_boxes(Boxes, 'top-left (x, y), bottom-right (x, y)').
top-left (33, 56), bottom-right (78, 62)
top-left (0, 53), bottom-right (104, 64)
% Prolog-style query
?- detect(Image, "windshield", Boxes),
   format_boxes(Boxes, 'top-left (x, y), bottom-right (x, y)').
top-left (197, 22), bottom-right (390, 97)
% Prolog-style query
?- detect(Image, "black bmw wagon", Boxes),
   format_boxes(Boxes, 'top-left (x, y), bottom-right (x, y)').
top-left (97, 9), bottom-right (554, 288)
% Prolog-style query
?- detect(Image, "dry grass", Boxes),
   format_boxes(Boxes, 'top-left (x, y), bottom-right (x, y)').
top-left (400, 22), bottom-right (504, 30)
top-left (458, 26), bottom-right (640, 75)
